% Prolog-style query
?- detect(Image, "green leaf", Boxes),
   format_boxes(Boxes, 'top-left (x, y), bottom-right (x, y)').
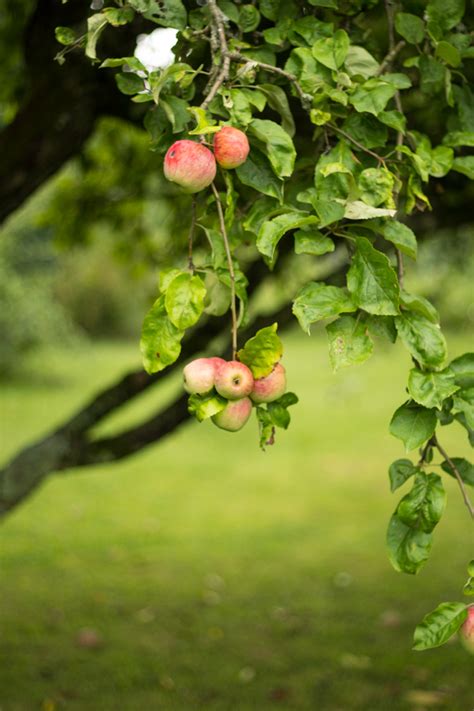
top-left (218, 0), bottom-right (240, 22)
top-left (85, 13), bottom-right (108, 59)
top-left (400, 291), bottom-right (439, 323)
top-left (238, 4), bottom-right (261, 32)
top-left (450, 352), bottom-right (474, 388)
top-left (130, 0), bottom-right (187, 29)
top-left (257, 211), bottom-right (318, 266)
top-left (237, 323), bottom-right (283, 379)
top-left (249, 119), bottom-right (296, 178)
top-left (268, 392), bottom-right (298, 429)
top-left (389, 459), bottom-right (419, 492)
top-left (288, 16), bottom-right (333, 46)
top-left (259, 84), bottom-right (295, 137)
top-left (387, 513), bottom-right (433, 574)
top-left (344, 46), bottom-right (379, 78)
top-left (188, 392), bottom-right (227, 422)
top-left (161, 96), bottom-right (190, 133)
top-left (236, 148), bottom-right (283, 202)
top-left (452, 156), bottom-right (474, 179)
top-left (344, 202), bottom-right (396, 220)
top-left (326, 314), bottom-right (373, 372)
top-left (312, 29), bottom-right (350, 70)
top-left (358, 168), bottom-right (395, 207)
top-left (187, 106), bottom-right (219, 135)
top-left (389, 402), bottom-right (437, 451)
top-left (395, 13), bottom-right (425, 44)
top-left (140, 295), bottom-right (184, 374)
top-left (441, 458), bottom-right (474, 487)
top-left (243, 196), bottom-right (284, 236)
top-left (103, 6), bottom-right (135, 25)
top-left (217, 268), bottom-right (249, 325)
top-left (413, 603), bottom-right (468, 651)
top-left (225, 89), bottom-right (252, 125)
top-left (259, 0), bottom-right (281, 20)
top-left (465, 561), bottom-right (474, 595)
top-left (293, 283), bottom-right (356, 334)
top-left (381, 73), bottom-right (412, 90)
top-left (55, 26), bottom-right (76, 46)
top-left (395, 312), bottom-right (447, 369)
top-left (285, 48), bottom-right (327, 95)
top-left (408, 367), bottom-right (459, 409)
top-left (442, 131), bottom-right (474, 147)
top-left (201, 227), bottom-right (227, 269)
top-left (373, 219), bottom-right (417, 259)
top-left (347, 237), bottom-right (399, 316)
top-left (256, 406), bottom-right (276, 450)
top-left (455, 412), bottom-right (474, 446)
top-left (294, 230), bottom-right (335, 256)
top-left (426, 0), bottom-right (465, 33)
top-left (453, 387), bottom-right (474, 429)
top-left (378, 110), bottom-right (406, 133)
top-left (367, 315), bottom-right (397, 343)
top-left (115, 72), bottom-right (144, 95)
top-left (164, 272), bottom-right (206, 330)
top-left (341, 114), bottom-right (388, 149)
top-left (428, 145), bottom-right (454, 177)
top-left (436, 40), bottom-right (461, 67)
top-left (419, 56), bottom-right (445, 95)
top-left (159, 268), bottom-right (181, 293)
top-left (311, 142), bottom-right (358, 225)
top-left (397, 471), bottom-right (446, 533)
top-left (350, 82), bottom-right (397, 116)
top-left (256, 392), bottom-right (299, 450)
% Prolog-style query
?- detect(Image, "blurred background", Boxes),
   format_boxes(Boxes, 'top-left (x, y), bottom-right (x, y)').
top-left (1, 1), bottom-right (473, 710)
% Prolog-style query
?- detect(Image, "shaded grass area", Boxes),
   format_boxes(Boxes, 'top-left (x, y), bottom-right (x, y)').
top-left (0, 331), bottom-right (472, 710)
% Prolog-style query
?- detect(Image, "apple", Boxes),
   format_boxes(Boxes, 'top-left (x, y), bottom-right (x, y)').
top-left (214, 360), bottom-right (254, 399)
top-left (212, 397), bottom-right (252, 432)
top-left (213, 126), bottom-right (250, 169)
top-left (250, 363), bottom-right (286, 403)
top-left (460, 606), bottom-right (474, 654)
top-left (208, 356), bottom-right (226, 373)
top-left (183, 358), bottom-right (217, 394)
top-left (163, 140), bottom-right (216, 192)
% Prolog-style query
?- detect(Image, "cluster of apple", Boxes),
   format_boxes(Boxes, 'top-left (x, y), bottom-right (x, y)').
top-left (183, 357), bottom-right (287, 432)
top-left (163, 126), bottom-right (249, 193)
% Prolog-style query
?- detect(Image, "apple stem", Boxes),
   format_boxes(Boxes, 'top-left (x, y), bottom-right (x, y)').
top-left (188, 196), bottom-right (197, 273)
top-left (211, 181), bottom-right (238, 359)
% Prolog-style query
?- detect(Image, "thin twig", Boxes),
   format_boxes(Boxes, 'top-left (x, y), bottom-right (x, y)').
top-left (211, 182), bottom-right (238, 358)
top-left (385, 0), bottom-right (396, 51)
top-left (188, 197), bottom-right (197, 272)
top-left (433, 435), bottom-right (474, 519)
top-left (328, 124), bottom-right (386, 164)
top-left (377, 39), bottom-right (406, 76)
top-left (383, 0), bottom-right (405, 156)
top-left (227, 52), bottom-right (312, 108)
top-left (201, 0), bottom-right (231, 110)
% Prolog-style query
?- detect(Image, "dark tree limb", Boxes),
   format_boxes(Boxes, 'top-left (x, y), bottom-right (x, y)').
top-left (0, 256), bottom-right (348, 518)
top-left (0, 0), bottom-right (149, 226)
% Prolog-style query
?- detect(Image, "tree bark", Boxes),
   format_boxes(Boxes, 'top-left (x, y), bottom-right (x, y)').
top-left (0, 0), bottom-right (147, 226)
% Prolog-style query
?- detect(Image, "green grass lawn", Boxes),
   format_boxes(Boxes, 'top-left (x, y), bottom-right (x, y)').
top-left (0, 331), bottom-right (472, 711)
